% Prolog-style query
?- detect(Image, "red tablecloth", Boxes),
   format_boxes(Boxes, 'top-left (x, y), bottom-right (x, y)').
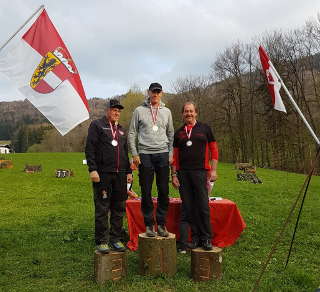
top-left (126, 198), bottom-right (246, 251)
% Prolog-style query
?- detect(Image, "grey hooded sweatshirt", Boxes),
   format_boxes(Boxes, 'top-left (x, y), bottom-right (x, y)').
top-left (128, 99), bottom-right (174, 156)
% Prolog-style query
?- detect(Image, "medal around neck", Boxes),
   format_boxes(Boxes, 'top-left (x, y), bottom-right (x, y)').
top-left (184, 123), bottom-right (195, 147)
top-left (109, 121), bottom-right (118, 146)
top-left (150, 107), bottom-right (159, 132)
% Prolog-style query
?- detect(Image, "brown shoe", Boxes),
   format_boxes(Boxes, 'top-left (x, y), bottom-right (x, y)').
top-left (157, 225), bottom-right (169, 237)
top-left (146, 225), bottom-right (157, 237)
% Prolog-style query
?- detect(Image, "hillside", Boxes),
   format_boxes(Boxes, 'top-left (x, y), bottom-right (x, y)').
top-left (0, 98), bottom-right (109, 139)
top-left (0, 97), bottom-right (111, 152)
top-left (0, 100), bottom-right (45, 139)
top-left (0, 92), bottom-right (167, 153)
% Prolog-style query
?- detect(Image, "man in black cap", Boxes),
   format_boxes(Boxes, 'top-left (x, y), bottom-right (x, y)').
top-left (85, 99), bottom-right (132, 253)
top-left (128, 83), bottom-right (174, 237)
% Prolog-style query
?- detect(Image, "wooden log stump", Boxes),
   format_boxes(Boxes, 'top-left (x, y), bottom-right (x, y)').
top-left (139, 232), bottom-right (176, 276)
top-left (24, 164), bottom-right (42, 173)
top-left (235, 162), bottom-right (252, 170)
top-left (94, 250), bottom-right (127, 284)
top-left (244, 166), bottom-right (256, 174)
top-left (55, 169), bottom-right (74, 178)
top-left (191, 247), bottom-right (223, 281)
top-left (0, 160), bottom-right (13, 169)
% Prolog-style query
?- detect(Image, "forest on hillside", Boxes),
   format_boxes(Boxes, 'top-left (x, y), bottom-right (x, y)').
top-left (167, 19), bottom-right (320, 173)
top-left (1, 19), bottom-right (320, 173)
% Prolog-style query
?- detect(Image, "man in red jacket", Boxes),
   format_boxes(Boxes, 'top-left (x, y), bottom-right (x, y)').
top-left (171, 101), bottom-right (218, 251)
top-left (85, 99), bottom-right (132, 253)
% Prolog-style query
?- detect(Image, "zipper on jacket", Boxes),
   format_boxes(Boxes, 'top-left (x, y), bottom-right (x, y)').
top-left (111, 122), bottom-right (119, 172)
top-left (117, 141), bottom-right (120, 172)
top-left (116, 127), bottom-right (120, 172)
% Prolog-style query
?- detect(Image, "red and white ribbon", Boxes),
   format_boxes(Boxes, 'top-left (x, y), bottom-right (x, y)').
top-left (109, 121), bottom-right (118, 146)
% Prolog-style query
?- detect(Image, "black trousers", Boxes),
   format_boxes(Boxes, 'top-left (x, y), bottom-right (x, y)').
top-left (179, 202), bottom-right (198, 246)
top-left (139, 152), bottom-right (169, 227)
top-left (93, 172), bottom-right (127, 245)
top-left (178, 169), bottom-right (212, 241)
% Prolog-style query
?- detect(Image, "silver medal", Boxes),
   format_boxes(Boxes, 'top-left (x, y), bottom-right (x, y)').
top-left (186, 140), bottom-right (192, 147)
top-left (152, 125), bottom-right (158, 132)
top-left (111, 139), bottom-right (118, 146)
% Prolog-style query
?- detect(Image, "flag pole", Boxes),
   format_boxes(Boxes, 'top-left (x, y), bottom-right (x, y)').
top-left (269, 61), bottom-right (320, 145)
top-left (0, 4), bottom-right (45, 52)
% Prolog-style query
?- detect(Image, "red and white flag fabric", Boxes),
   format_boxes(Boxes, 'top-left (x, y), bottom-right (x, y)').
top-left (258, 46), bottom-right (286, 113)
top-left (0, 9), bottom-right (89, 135)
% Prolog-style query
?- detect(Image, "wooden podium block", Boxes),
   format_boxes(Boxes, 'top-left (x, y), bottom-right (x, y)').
top-left (24, 164), bottom-right (42, 173)
top-left (191, 247), bottom-right (223, 281)
top-left (138, 232), bottom-right (176, 276)
top-left (94, 250), bottom-right (127, 284)
top-left (0, 160), bottom-right (13, 169)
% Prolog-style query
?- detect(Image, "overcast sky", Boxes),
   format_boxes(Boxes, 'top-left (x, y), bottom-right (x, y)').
top-left (0, 0), bottom-right (320, 101)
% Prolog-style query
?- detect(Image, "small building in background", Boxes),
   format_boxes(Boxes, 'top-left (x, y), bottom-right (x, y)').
top-left (0, 147), bottom-right (10, 154)
top-left (0, 141), bottom-right (13, 154)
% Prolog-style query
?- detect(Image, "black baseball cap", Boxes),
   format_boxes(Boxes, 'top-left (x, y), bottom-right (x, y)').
top-left (149, 82), bottom-right (162, 91)
top-left (107, 99), bottom-right (124, 109)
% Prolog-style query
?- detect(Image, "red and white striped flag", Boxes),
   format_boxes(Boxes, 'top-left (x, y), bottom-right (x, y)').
top-left (0, 9), bottom-right (89, 135)
top-left (258, 46), bottom-right (286, 113)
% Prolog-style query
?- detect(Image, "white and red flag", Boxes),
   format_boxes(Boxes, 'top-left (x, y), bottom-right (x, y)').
top-left (0, 8), bottom-right (89, 135)
top-left (258, 45), bottom-right (286, 113)
top-left (258, 45), bottom-right (320, 145)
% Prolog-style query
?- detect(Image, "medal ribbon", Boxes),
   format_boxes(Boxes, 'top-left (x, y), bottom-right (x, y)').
top-left (150, 106), bottom-right (159, 126)
top-left (109, 121), bottom-right (117, 142)
top-left (184, 121), bottom-right (196, 140)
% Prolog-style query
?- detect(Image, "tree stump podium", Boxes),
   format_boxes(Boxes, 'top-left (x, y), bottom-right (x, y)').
top-left (138, 232), bottom-right (176, 276)
top-left (191, 247), bottom-right (223, 281)
top-left (0, 160), bottom-right (13, 169)
top-left (94, 250), bottom-right (127, 284)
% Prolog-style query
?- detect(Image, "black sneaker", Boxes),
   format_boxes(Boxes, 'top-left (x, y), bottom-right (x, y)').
top-left (146, 225), bottom-right (157, 237)
top-left (110, 241), bottom-right (126, 252)
top-left (202, 239), bottom-right (213, 251)
top-left (177, 243), bottom-right (188, 254)
top-left (178, 247), bottom-right (187, 254)
top-left (186, 238), bottom-right (200, 249)
top-left (157, 225), bottom-right (169, 237)
top-left (96, 243), bottom-right (110, 254)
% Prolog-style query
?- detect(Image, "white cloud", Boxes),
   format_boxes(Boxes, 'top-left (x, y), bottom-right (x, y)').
top-left (0, 0), bottom-right (319, 100)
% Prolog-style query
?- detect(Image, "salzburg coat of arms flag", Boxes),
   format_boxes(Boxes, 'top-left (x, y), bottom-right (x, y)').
top-left (0, 9), bottom-right (89, 135)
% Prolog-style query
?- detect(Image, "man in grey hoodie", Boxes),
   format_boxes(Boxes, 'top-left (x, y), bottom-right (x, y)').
top-left (128, 82), bottom-right (174, 237)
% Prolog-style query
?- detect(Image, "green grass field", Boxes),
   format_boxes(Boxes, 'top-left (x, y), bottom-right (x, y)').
top-left (0, 153), bottom-right (319, 291)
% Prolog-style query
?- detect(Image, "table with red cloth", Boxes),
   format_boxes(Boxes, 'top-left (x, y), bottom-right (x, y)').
top-left (126, 197), bottom-right (246, 251)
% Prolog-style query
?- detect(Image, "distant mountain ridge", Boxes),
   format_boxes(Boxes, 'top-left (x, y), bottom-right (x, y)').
top-left (0, 98), bottom-right (109, 140)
